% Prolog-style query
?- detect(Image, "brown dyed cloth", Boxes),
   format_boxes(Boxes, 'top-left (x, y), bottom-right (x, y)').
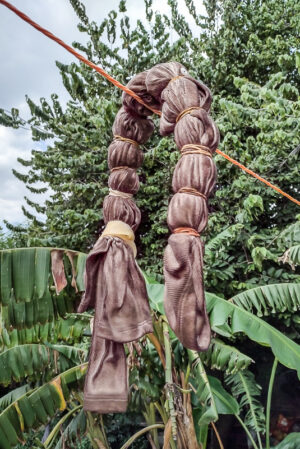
top-left (163, 234), bottom-right (211, 352)
top-left (78, 222), bottom-right (153, 413)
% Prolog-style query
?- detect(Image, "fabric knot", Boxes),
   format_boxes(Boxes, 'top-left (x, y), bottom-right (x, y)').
top-left (110, 166), bottom-right (129, 172)
top-left (168, 75), bottom-right (184, 85)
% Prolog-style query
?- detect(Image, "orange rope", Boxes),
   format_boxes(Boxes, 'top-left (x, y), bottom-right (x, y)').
top-left (0, 0), bottom-right (161, 115)
top-left (1, 0), bottom-right (299, 207)
top-left (173, 227), bottom-right (200, 237)
top-left (216, 149), bottom-right (300, 206)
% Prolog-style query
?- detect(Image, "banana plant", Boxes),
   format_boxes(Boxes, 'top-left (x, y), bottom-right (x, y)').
top-left (1, 246), bottom-right (300, 449)
top-left (0, 248), bottom-right (95, 449)
top-left (145, 277), bottom-right (300, 448)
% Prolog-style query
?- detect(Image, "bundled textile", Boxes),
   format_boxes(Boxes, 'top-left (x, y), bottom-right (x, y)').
top-left (145, 62), bottom-right (219, 352)
top-left (78, 62), bottom-right (219, 412)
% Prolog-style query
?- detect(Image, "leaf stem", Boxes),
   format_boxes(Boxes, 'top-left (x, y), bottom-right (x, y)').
top-left (163, 321), bottom-right (177, 442)
top-left (119, 424), bottom-right (165, 449)
top-left (266, 357), bottom-right (278, 449)
top-left (238, 372), bottom-right (263, 449)
top-left (235, 415), bottom-right (259, 449)
top-left (211, 422), bottom-right (224, 449)
top-left (44, 404), bottom-right (82, 448)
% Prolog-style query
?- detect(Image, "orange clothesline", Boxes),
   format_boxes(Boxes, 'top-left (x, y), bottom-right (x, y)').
top-left (0, 0), bottom-right (299, 207)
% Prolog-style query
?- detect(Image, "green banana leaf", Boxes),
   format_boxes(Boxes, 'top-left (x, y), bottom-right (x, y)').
top-left (0, 386), bottom-right (30, 413)
top-left (188, 350), bottom-right (218, 425)
top-left (200, 338), bottom-right (253, 374)
top-left (145, 279), bottom-right (300, 379)
top-left (208, 375), bottom-right (239, 415)
top-left (0, 344), bottom-right (87, 386)
top-left (0, 363), bottom-right (87, 449)
top-left (269, 433), bottom-right (300, 449)
top-left (206, 292), bottom-right (300, 379)
top-left (54, 408), bottom-right (86, 449)
top-left (0, 248), bottom-right (87, 306)
top-left (1, 314), bottom-right (90, 349)
top-left (225, 370), bottom-right (265, 434)
top-left (189, 349), bottom-right (239, 426)
top-left (231, 283), bottom-right (300, 316)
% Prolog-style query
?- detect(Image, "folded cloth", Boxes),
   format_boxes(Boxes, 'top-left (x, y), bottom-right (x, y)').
top-left (164, 233), bottom-right (211, 352)
top-left (78, 221), bottom-right (153, 413)
top-left (83, 337), bottom-right (128, 413)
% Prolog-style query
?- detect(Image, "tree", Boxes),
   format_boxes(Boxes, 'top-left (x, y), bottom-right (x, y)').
top-left (0, 0), bottom-right (299, 291)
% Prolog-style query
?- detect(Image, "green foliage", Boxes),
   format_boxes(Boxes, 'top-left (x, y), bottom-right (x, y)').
top-left (226, 370), bottom-right (265, 435)
top-left (188, 351), bottom-right (218, 425)
top-left (269, 433), bottom-right (300, 449)
top-left (0, 0), bottom-right (298, 295)
top-left (200, 338), bottom-right (253, 374)
top-left (0, 364), bottom-right (87, 449)
top-left (0, 344), bottom-right (86, 386)
top-left (1, 0), bottom-right (300, 446)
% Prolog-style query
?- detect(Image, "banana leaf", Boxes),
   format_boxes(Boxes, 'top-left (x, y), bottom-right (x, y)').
top-left (0, 344), bottom-right (87, 386)
top-left (145, 278), bottom-right (300, 378)
top-left (0, 364), bottom-right (87, 449)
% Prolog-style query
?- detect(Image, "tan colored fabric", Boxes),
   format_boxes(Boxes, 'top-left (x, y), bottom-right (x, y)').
top-left (101, 220), bottom-right (137, 257)
top-left (79, 69), bottom-right (158, 414)
top-left (83, 338), bottom-right (128, 413)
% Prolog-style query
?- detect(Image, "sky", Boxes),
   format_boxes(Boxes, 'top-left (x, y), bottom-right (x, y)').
top-left (0, 0), bottom-right (203, 229)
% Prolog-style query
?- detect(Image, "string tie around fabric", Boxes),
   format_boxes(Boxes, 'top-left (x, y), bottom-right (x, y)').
top-left (114, 135), bottom-right (139, 147)
top-left (173, 227), bottom-right (200, 237)
top-left (180, 144), bottom-right (212, 158)
top-left (178, 187), bottom-right (207, 200)
top-left (176, 106), bottom-right (204, 123)
top-left (110, 166), bottom-right (129, 172)
top-left (100, 220), bottom-right (136, 256)
top-left (168, 75), bottom-right (184, 85)
top-left (109, 188), bottom-right (133, 199)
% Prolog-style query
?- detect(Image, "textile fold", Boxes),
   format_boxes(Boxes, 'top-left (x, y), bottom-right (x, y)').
top-left (78, 222), bottom-right (153, 413)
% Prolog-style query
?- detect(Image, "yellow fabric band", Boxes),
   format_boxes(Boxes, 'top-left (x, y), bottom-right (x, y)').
top-left (101, 220), bottom-right (137, 257)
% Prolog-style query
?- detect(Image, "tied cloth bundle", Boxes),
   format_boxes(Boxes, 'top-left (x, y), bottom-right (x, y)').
top-left (78, 71), bottom-right (160, 413)
top-left (145, 62), bottom-right (219, 351)
top-left (78, 62), bottom-right (219, 413)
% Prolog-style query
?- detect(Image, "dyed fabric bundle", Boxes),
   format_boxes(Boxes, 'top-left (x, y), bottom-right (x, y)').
top-left (79, 62), bottom-right (219, 413)
top-left (77, 73), bottom-right (159, 413)
top-left (145, 62), bottom-right (219, 351)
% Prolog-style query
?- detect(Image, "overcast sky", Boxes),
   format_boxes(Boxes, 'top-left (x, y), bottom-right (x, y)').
top-left (0, 0), bottom-right (202, 229)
